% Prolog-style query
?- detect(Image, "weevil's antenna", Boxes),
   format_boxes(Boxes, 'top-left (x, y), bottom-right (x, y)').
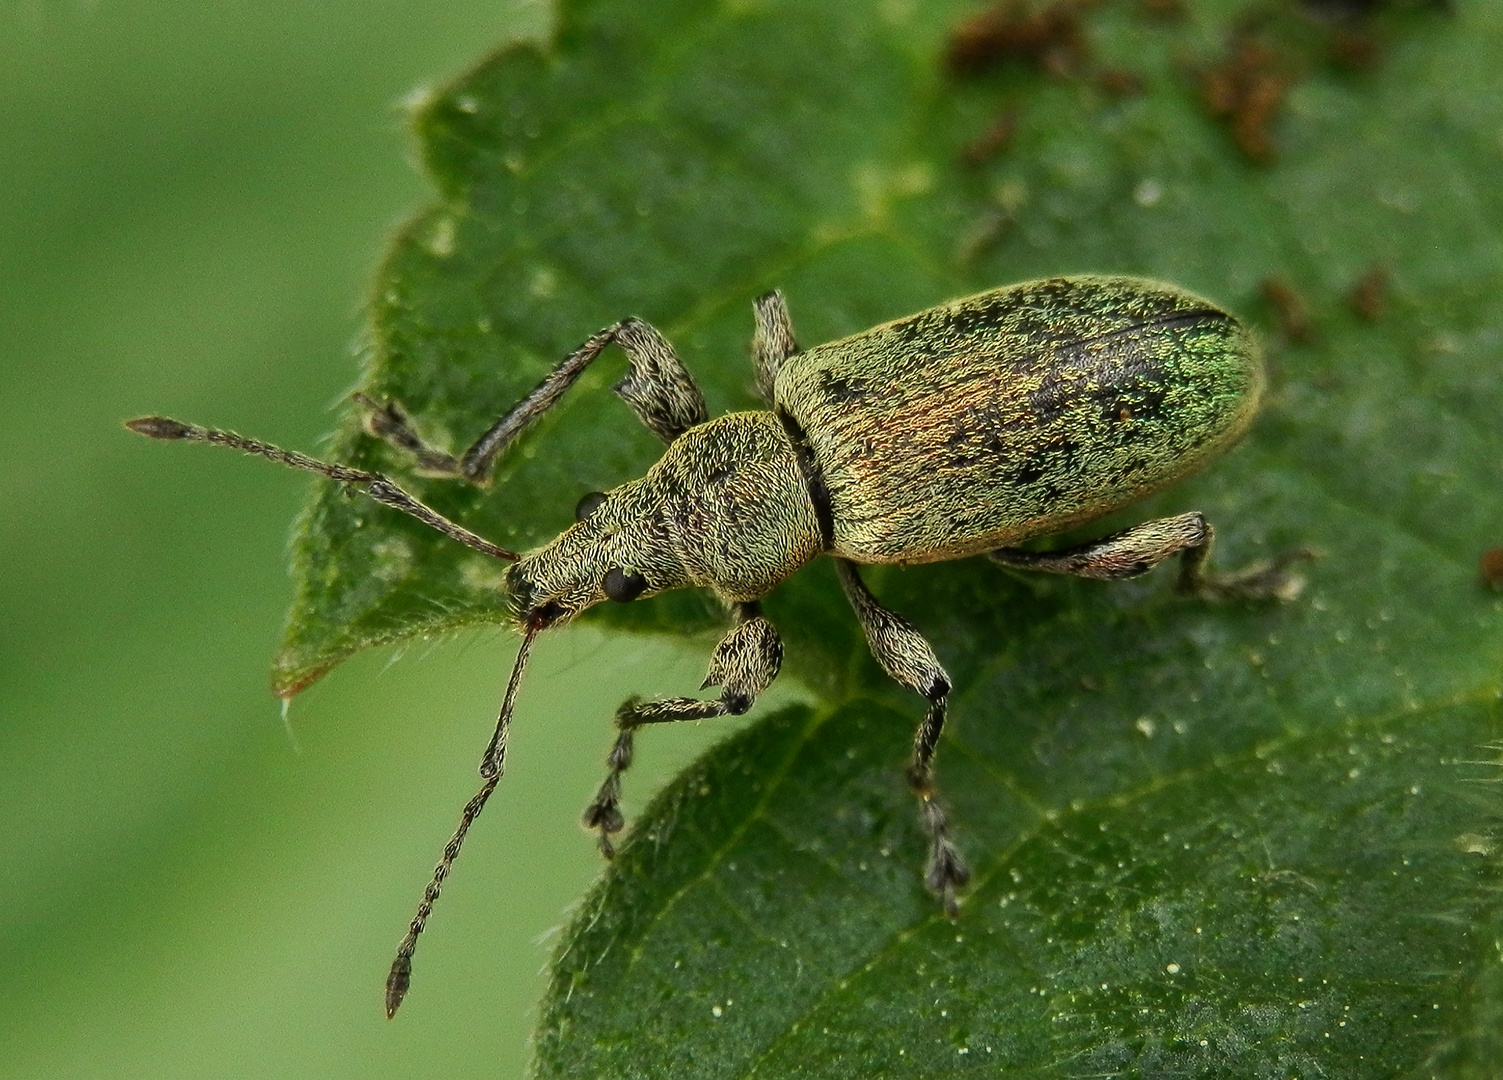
top-left (124, 417), bottom-right (519, 562)
top-left (384, 618), bottom-right (541, 1019)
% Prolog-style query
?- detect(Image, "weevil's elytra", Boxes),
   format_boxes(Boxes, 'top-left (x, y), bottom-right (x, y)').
top-left (127, 274), bottom-right (1309, 1018)
top-left (774, 278), bottom-right (1263, 563)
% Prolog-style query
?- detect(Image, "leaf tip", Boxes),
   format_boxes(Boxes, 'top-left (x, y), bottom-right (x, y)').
top-left (272, 657), bottom-right (336, 701)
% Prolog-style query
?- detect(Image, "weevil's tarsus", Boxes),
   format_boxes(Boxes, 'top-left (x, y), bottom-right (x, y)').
top-left (834, 560), bottom-right (970, 913)
top-left (582, 601), bottom-right (782, 857)
top-left (989, 511), bottom-right (1312, 601)
top-left (921, 798), bottom-right (970, 919)
top-left (386, 621), bottom-right (540, 1020)
top-left (1176, 529), bottom-right (1315, 602)
top-left (123, 416), bottom-right (518, 562)
top-left (352, 393), bottom-right (469, 478)
top-left (751, 290), bottom-right (799, 404)
top-left (358, 326), bottom-right (617, 484)
top-left (357, 318), bottom-right (709, 492)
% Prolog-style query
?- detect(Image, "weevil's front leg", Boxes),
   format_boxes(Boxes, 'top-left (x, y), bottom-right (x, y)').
top-left (582, 602), bottom-right (782, 857)
top-left (988, 511), bottom-right (1312, 601)
top-left (751, 290), bottom-right (799, 404)
top-left (357, 318), bottom-right (709, 485)
top-left (835, 560), bottom-right (970, 916)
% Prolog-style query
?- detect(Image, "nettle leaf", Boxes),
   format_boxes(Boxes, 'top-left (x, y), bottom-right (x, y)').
top-left (279, 0), bottom-right (1502, 1074)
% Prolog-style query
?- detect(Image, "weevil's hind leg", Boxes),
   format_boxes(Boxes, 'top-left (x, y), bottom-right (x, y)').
top-left (834, 560), bottom-right (970, 916)
top-left (1175, 520), bottom-right (1314, 601)
top-left (357, 317), bottom-right (709, 486)
top-left (751, 290), bottom-right (799, 404)
top-left (988, 511), bottom-right (1313, 601)
top-left (582, 602), bottom-right (782, 857)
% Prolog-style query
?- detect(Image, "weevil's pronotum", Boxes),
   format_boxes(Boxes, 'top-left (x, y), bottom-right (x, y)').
top-left (128, 274), bottom-right (1308, 1017)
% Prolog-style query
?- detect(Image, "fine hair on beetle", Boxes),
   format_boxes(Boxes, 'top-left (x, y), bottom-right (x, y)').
top-left (128, 274), bottom-right (1310, 1018)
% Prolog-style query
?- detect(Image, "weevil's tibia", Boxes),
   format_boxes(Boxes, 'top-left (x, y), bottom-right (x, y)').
top-left (987, 511), bottom-right (1312, 601)
top-left (356, 317), bottom-right (710, 487)
top-left (834, 560), bottom-right (970, 917)
top-left (386, 621), bottom-right (540, 1019)
top-left (582, 602), bottom-right (782, 857)
top-left (123, 417), bottom-right (518, 562)
top-left (357, 326), bottom-right (618, 483)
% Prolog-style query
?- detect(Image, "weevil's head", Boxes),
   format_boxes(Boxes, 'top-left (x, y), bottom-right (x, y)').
top-left (503, 475), bottom-right (691, 631)
top-left (505, 413), bottom-right (827, 630)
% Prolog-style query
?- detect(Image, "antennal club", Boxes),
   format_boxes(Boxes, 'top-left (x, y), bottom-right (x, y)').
top-left (124, 416), bottom-right (519, 562)
top-left (385, 621), bottom-right (540, 1018)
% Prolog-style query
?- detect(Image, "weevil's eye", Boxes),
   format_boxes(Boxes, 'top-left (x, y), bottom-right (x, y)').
top-left (575, 491), bottom-right (607, 522)
top-left (602, 567), bottom-right (647, 603)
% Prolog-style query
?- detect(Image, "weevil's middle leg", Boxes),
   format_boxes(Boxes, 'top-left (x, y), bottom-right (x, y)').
top-left (835, 560), bottom-right (970, 916)
top-left (582, 602), bottom-right (782, 857)
top-left (358, 317), bottom-right (709, 485)
top-left (988, 511), bottom-right (1312, 601)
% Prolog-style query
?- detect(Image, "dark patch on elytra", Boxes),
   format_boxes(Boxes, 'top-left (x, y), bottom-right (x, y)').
top-left (1051, 305), bottom-right (1229, 348)
top-left (1027, 371), bottom-right (1074, 424)
top-left (1011, 458), bottom-right (1047, 486)
top-left (937, 297), bottom-right (1023, 341)
top-left (1092, 378), bottom-right (1169, 426)
top-left (818, 368), bottom-right (871, 405)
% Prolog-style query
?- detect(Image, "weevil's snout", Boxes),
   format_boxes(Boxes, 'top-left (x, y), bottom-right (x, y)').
top-left (503, 563), bottom-right (573, 631)
top-left (503, 562), bottom-right (535, 621)
top-left (504, 481), bottom-right (690, 629)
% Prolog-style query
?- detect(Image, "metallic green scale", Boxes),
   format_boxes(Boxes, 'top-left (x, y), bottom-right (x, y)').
top-left (775, 275), bottom-right (1263, 564)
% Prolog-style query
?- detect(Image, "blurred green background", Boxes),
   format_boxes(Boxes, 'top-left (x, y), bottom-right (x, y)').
top-left (0, 3), bottom-right (803, 1077)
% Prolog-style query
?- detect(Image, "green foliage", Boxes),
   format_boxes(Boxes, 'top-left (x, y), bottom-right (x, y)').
top-left (279, 0), bottom-right (1502, 1073)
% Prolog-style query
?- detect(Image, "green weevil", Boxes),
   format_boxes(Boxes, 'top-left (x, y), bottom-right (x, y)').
top-left (127, 274), bottom-right (1307, 1017)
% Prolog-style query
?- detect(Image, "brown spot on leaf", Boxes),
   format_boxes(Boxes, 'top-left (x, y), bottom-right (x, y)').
top-left (1350, 265), bottom-right (1390, 321)
top-left (1200, 36), bottom-right (1295, 163)
top-left (1096, 68), bottom-right (1145, 97)
top-left (961, 110), bottom-right (1019, 165)
top-left (1328, 24), bottom-right (1380, 69)
top-left (1137, 0), bottom-right (1186, 20)
top-left (1261, 276), bottom-right (1312, 343)
top-left (1480, 547), bottom-right (1503, 591)
top-left (947, 0), bottom-right (1093, 79)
